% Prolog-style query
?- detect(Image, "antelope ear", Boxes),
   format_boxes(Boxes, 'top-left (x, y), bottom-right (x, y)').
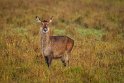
top-left (36, 16), bottom-right (41, 23)
top-left (49, 16), bottom-right (53, 23)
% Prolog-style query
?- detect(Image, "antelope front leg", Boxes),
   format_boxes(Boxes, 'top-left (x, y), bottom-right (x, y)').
top-left (45, 56), bottom-right (52, 68)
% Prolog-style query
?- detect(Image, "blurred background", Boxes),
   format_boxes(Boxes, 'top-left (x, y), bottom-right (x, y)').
top-left (0, 0), bottom-right (124, 82)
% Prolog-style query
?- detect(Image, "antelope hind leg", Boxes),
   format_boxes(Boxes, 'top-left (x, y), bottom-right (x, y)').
top-left (65, 52), bottom-right (70, 66)
top-left (61, 56), bottom-right (66, 66)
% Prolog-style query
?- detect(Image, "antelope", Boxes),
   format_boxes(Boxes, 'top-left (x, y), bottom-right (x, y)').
top-left (36, 16), bottom-right (74, 67)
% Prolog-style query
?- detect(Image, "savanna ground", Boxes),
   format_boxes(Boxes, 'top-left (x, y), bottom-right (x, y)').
top-left (0, 0), bottom-right (124, 83)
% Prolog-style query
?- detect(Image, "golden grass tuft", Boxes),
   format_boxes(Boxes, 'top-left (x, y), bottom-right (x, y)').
top-left (0, 0), bottom-right (124, 82)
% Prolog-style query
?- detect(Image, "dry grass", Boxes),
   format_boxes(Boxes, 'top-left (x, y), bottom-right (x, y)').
top-left (0, 0), bottom-right (124, 83)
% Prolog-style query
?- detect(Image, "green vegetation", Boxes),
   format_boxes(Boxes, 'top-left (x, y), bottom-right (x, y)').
top-left (0, 0), bottom-right (124, 83)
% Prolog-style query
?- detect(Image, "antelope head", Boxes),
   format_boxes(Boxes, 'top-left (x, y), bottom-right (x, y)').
top-left (36, 16), bottom-right (53, 33)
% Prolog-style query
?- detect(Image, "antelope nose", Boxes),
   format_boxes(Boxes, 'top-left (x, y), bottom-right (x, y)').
top-left (44, 28), bottom-right (47, 31)
top-left (43, 28), bottom-right (48, 33)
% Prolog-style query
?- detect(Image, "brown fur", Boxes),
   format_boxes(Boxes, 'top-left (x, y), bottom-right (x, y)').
top-left (49, 36), bottom-right (74, 58)
top-left (36, 16), bottom-right (74, 67)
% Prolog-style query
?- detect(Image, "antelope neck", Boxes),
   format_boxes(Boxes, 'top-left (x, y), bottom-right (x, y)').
top-left (41, 28), bottom-right (51, 53)
top-left (42, 32), bottom-right (50, 45)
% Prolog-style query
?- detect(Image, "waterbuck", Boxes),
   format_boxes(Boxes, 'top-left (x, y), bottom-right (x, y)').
top-left (36, 16), bottom-right (74, 67)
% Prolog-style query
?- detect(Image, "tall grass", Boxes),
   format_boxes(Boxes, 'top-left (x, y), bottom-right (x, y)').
top-left (0, 0), bottom-right (124, 82)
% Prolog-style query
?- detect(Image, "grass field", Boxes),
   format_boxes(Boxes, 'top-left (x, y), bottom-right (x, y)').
top-left (0, 0), bottom-right (124, 83)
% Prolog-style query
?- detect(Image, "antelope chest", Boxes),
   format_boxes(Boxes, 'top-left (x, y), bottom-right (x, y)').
top-left (43, 46), bottom-right (52, 56)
